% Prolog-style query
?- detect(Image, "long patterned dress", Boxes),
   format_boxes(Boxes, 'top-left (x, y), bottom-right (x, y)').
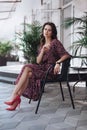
top-left (15, 39), bottom-right (70, 100)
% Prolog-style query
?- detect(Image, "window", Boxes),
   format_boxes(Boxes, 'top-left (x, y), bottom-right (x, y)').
top-left (63, 0), bottom-right (72, 5)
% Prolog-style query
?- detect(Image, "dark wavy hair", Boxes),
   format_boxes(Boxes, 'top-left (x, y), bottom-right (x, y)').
top-left (40, 22), bottom-right (57, 46)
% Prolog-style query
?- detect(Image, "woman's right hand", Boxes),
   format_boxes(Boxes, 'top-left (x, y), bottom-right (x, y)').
top-left (37, 44), bottom-right (50, 64)
top-left (41, 44), bottom-right (50, 53)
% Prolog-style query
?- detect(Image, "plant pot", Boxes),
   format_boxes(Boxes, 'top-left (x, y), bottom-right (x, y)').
top-left (0, 56), bottom-right (7, 66)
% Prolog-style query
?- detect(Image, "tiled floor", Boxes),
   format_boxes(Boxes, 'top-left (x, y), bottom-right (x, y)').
top-left (0, 81), bottom-right (87, 130)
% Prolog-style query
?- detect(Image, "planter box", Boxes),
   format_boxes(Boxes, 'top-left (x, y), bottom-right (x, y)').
top-left (0, 56), bottom-right (7, 66)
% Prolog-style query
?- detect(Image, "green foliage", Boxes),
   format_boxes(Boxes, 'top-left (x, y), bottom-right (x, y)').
top-left (0, 41), bottom-right (13, 57)
top-left (63, 12), bottom-right (87, 56)
top-left (17, 21), bottom-right (42, 63)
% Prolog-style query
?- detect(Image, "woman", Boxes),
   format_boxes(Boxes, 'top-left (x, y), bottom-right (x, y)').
top-left (4, 22), bottom-right (71, 111)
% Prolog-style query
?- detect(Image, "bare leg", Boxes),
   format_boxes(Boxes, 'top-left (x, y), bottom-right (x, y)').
top-left (5, 79), bottom-right (30, 110)
top-left (18, 78), bottom-right (29, 96)
top-left (10, 66), bottom-right (32, 101)
top-left (4, 66), bottom-right (33, 110)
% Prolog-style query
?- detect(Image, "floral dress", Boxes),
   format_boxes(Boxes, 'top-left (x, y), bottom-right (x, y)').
top-left (15, 39), bottom-right (70, 100)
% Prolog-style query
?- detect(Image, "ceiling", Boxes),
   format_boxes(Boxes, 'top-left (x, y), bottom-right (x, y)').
top-left (0, 0), bottom-right (21, 20)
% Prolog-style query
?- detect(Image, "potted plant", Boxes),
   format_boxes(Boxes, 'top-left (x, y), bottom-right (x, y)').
top-left (0, 41), bottom-right (13, 66)
top-left (63, 12), bottom-right (87, 56)
top-left (17, 21), bottom-right (42, 63)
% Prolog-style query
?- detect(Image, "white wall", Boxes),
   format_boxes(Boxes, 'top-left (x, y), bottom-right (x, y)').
top-left (0, 0), bottom-right (41, 41)
top-left (38, 0), bottom-right (61, 39)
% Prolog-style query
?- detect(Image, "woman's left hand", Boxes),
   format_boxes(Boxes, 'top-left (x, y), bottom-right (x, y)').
top-left (54, 64), bottom-right (60, 75)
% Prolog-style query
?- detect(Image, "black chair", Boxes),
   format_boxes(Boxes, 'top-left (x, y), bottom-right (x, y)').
top-left (30, 58), bottom-right (75, 114)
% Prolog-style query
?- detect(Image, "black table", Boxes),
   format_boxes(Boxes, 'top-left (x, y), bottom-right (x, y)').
top-left (70, 66), bottom-right (87, 91)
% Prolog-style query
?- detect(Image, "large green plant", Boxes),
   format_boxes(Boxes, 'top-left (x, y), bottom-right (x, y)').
top-left (64, 12), bottom-right (87, 56)
top-left (18, 21), bottom-right (42, 63)
top-left (0, 41), bottom-right (13, 57)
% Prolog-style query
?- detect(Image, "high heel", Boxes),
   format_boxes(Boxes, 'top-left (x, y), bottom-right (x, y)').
top-left (4, 95), bottom-right (20, 105)
top-left (6, 97), bottom-right (21, 111)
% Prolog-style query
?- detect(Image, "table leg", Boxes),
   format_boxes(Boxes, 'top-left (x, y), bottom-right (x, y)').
top-left (86, 81), bottom-right (87, 87)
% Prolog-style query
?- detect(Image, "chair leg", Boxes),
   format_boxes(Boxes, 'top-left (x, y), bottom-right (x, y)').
top-left (35, 81), bottom-right (45, 114)
top-left (35, 90), bottom-right (43, 114)
top-left (29, 99), bottom-right (32, 104)
top-left (28, 93), bottom-right (33, 104)
top-left (67, 82), bottom-right (75, 109)
top-left (59, 82), bottom-right (65, 101)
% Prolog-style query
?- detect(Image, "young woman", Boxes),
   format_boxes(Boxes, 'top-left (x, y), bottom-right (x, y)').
top-left (4, 22), bottom-right (71, 111)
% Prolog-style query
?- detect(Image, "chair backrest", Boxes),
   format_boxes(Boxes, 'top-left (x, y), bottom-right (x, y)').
top-left (58, 57), bottom-right (71, 81)
top-left (45, 57), bottom-right (71, 82)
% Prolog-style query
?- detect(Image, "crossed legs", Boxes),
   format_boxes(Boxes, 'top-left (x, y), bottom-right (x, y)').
top-left (10, 66), bottom-right (33, 101)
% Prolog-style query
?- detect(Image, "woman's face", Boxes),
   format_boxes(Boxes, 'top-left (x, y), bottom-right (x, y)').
top-left (43, 24), bottom-right (52, 39)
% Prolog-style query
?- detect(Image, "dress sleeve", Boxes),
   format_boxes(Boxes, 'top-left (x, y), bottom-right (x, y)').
top-left (52, 39), bottom-right (70, 58)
